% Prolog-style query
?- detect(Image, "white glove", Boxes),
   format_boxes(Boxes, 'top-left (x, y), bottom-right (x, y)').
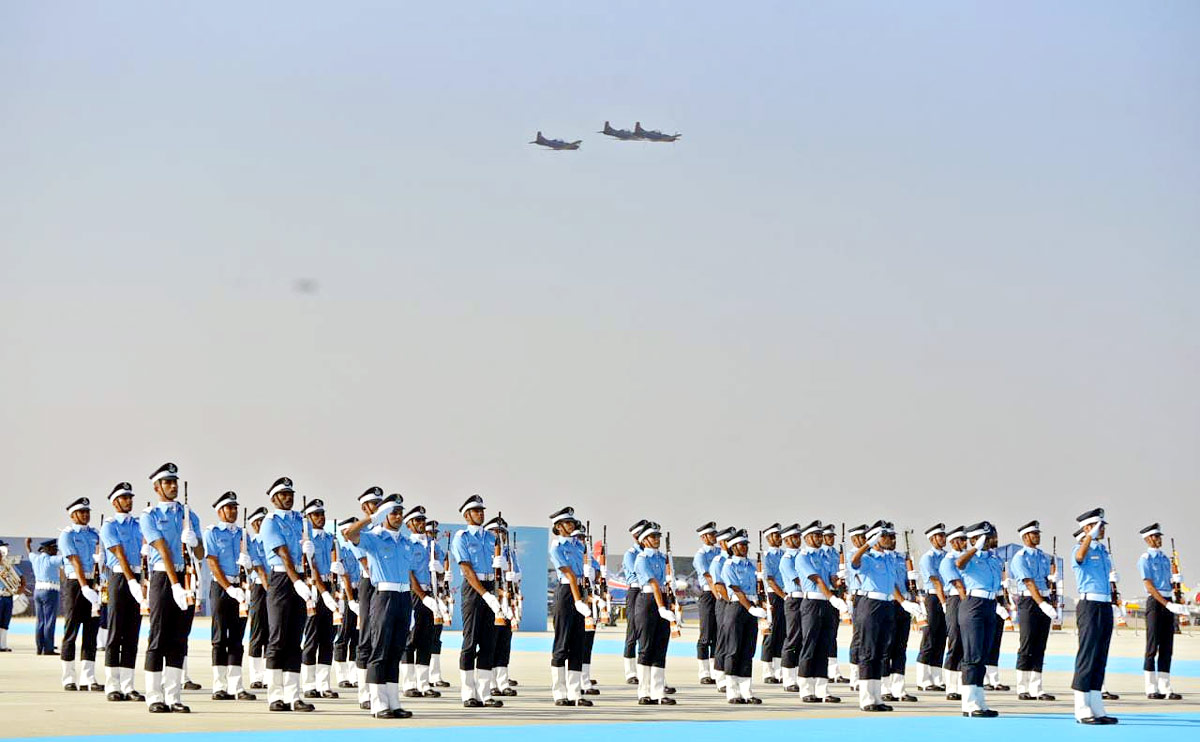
top-left (505, 571), bottom-right (517, 582)
top-left (348, 599), bottom-right (360, 615)
top-left (292, 579), bottom-right (313, 603)
top-left (584, 563), bottom-right (595, 580)
top-left (182, 529), bottom-right (199, 549)
top-left (754, 571), bottom-right (764, 580)
top-left (421, 595), bottom-right (438, 613)
top-left (491, 555), bottom-right (505, 569)
top-left (140, 544), bottom-right (153, 558)
top-left (503, 605), bottom-right (515, 621)
top-left (867, 532), bottom-right (882, 547)
top-left (126, 579), bottom-right (145, 604)
top-left (748, 606), bottom-right (767, 619)
top-left (1108, 571), bottom-right (1119, 583)
top-left (574, 599), bottom-right (590, 617)
top-left (81, 586), bottom-right (101, 606)
top-left (1166, 602), bottom-right (1188, 616)
top-left (227, 585), bottom-right (247, 603)
top-left (482, 592), bottom-right (502, 614)
top-left (171, 582), bottom-right (189, 610)
top-left (1038, 601), bottom-right (1057, 620)
top-left (657, 606), bottom-right (676, 623)
top-left (836, 567), bottom-right (847, 580)
top-left (830, 596), bottom-right (849, 614)
top-left (1004, 578), bottom-right (1017, 592)
top-left (1047, 573), bottom-right (1058, 584)
top-left (907, 570), bottom-right (920, 581)
top-left (900, 600), bottom-right (921, 616)
top-left (1170, 573), bottom-right (1182, 584)
top-left (330, 561), bottom-right (345, 576)
top-left (432, 561), bottom-right (445, 573)
top-left (972, 535), bottom-right (987, 552)
top-left (237, 552), bottom-right (253, 569)
top-left (321, 590), bottom-right (338, 613)
top-left (996, 604), bottom-right (1010, 620)
top-left (302, 540), bottom-right (315, 557)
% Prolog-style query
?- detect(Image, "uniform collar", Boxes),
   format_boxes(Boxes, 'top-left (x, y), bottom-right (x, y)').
top-left (216, 520), bottom-right (236, 531)
top-left (113, 512), bottom-right (131, 523)
top-left (466, 525), bottom-right (482, 535)
top-left (1147, 546), bottom-right (1162, 554)
top-left (68, 524), bottom-right (85, 533)
top-left (156, 500), bottom-right (178, 511)
top-left (272, 508), bottom-right (292, 517)
top-left (801, 546), bottom-right (819, 554)
top-left (730, 555), bottom-right (746, 563)
top-left (642, 546), bottom-right (659, 555)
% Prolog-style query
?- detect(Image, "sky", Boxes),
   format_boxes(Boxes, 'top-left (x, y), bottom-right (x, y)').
top-left (2, 2), bottom-right (1198, 585)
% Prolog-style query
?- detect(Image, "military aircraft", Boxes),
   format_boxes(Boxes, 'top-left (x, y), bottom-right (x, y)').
top-left (598, 121), bottom-right (640, 140)
top-left (529, 131), bottom-right (581, 150)
top-left (634, 122), bottom-right (681, 142)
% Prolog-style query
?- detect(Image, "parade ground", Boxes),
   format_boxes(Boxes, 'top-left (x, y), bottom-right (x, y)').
top-left (3, 620), bottom-right (1198, 741)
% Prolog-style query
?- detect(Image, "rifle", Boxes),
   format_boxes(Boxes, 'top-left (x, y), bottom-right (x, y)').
top-left (1049, 537), bottom-right (1062, 630)
top-left (1170, 538), bottom-right (1188, 629)
top-left (1107, 537), bottom-right (1126, 626)
top-left (92, 514), bottom-right (104, 618)
top-left (755, 530), bottom-right (770, 636)
top-left (238, 508), bottom-right (250, 618)
top-left (429, 530), bottom-right (444, 626)
top-left (836, 522), bottom-right (847, 599)
top-left (140, 501), bottom-right (151, 617)
top-left (443, 531), bottom-right (454, 622)
top-left (182, 483), bottom-right (196, 608)
top-left (493, 511), bottom-right (508, 626)
top-left (664, 532), bottom-right (682, 638)
top-left (583, 520), bottom-right (597, 632)
top-left (300, 496), bottom-right (315, 617)
top-left (510, 529), bottom-right (523, 629)
top-left (903, 529), bottom-right (926, 627)
top-left (330, 515), bottom-right (343, 627)
top-left (599, 525), bottom-right (611, 624)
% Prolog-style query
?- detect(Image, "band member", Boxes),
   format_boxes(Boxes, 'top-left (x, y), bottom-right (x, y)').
top-left (955, 521), bottom-right (1002, 718)
top-left (1072, 509), bottom-right (1118, 724)
top-left (758, 523), bottom-right (786, 684)
top-left (402, 505), bottom-right (444, 699)
top-left (300, 499), bottom-right (341, 700)
top-left (692, 522), bottom-right (720, 684)
top-left (939, 526), bottom-right (968, 700)
top-left (424, 519), bottom-right (451, 689)
top-left (915, 523), bottom-right (948, 692)
top-left (343, 497), bottom-right (417, 719)
top-left (843, 524), bottom-right (867, 691)
top-left (259, 476), bottom-right (315, 712)
top-left (0, 541), bottom-right (21, 652)
top-left (59, 497), bottom-right (102, 692)
top-left (548, 507), bottom-right (592, 706)
top-left (721, 528), bottom-right (766, 704)
top-left (622, 520), bottom-right (649, 684)
top-left (487, 516), bottom-right (520, 696)
top-left (203, 491), bottom-right (255, 701)
top-left (821, 524), bottom-right (846, 683)
top-left (708, 527), bottom-right (734, 692)
top-left (1010, 520), bottom-right (1057, 701)
top-left (28, 538), bottom-right (63, 655)
top-left (100, 483), bottom-right (146, 701)
top-left (794, 521), bottom-right (848, 703)
top-left (351, 487), bottom-right (386, 709)
top-left (1137, 523), bottom-right (1186, 700)
top-left (333, 517), bottom-right (362, 689)
top-left (633, 522), bottom-right (676, 705)
top-left (776, 523), bottom-right (804, 692)
top-left (245, 507), bottom-right (271, 689)
top-left (451, 494), bottom-right (505, 707)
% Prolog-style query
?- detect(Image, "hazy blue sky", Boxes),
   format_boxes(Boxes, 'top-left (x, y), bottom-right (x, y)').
top-left (2, 2), bottom-right (1197, 580)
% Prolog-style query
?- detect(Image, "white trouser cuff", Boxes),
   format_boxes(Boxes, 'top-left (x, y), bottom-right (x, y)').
top-left (890, 672), bottom-right (905, 696)
top-left (460, 670), bottom-right (477, 702)
top-left (1159, 674), bottom-right (1173, 694)
top-left (476, 669), bottom-right (493, 701)
top-left (399, 663), bottom-right (414, 691)
top-left (772, 657), bottom-right (783, 679)
top-left (624, 657), bottom-right (637, 679)
top-left (698, 658), bottom-right (711, 679)
top-left (637, 664), bottom-right (651, 699)
top-left (301, 664), bottom-right (316, 691)
top-left (1029, 671), bottom-right (1043, 696)
top-left (430, 654), bottom-right (443, 681)
top-left (551, 666), bottom-right (567, 700)
top-left (962, 684), bottom-right (980, 712)
top-left (761, 661), bottom-right (774, 681)
top-left (417, 664), bottom-right (431, 692)
top-left (827, 657), bottom-right (838, 677)
top-left (80, 660), bottom-right (97, 685)
top-left (1089, 690), bottom-right (1106, 717)
top-left (496, 665), bottom-right (511, 687)
top-left (228, 665), bottom-right (245, 694)
top-left (144, 671), bottom-right (163, 704)
top-left (120, 667), bottom-right (136, 695)
top-left (1145, 670), bottom-right (1158, 694)
top-left (283, 671), bottom-right (302, 704)
top-left (213, 665), bottom-right (228, 693)
top-left (726, 676), bottom-right (740, 700)
top-left (859, 680), bottom-right (874, 709)
top-left (162, 666), bottom-right (182, 705)
top-left (316, 664), bottom-right (331, 693)
top-left (386, 682), bottom-right (401, 711)
top-left (1073, 690), bottom-right (1092, 720)
top-left (567, 670), bottom-right (583, 701)
top-left (816, 677), bottom-right (829, 698)
top-left (267, 668), bottom-right (284, 705)
top-left (105, 665), bottom-right (120, 693)
top-left (357, 667), bottom-right (370, 703)
top-left (784, 666), bottom-right (799, 687)
top-left (369, 683), bottom-right (387, 714)
top-left (738, 675), bottom-right (753, 700)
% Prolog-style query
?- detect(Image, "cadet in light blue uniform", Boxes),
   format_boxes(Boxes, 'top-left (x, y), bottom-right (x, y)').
top-left (793, 521), bottom-right (847, 703)
top-left (1137, 522), bottom-right (1184, 700)
top-left (59, 496), bottom-right (102, 692)
top-left (844, 524), bottom-right (868, 690)
top-left (487, 516), bottom-right (520, 697)
top-left (450, 494), bottom-right (505, 707)
top-left (548, 508), bottom-right (590, 706)
top-left (30, 539), bottom-right (64, 656)
top-left (245, 507), bottom-right (271, 689)
top-left (332, 517), bottom-right (362, 688)
top-left (402, 506), bottom-right (444, 699)
top-left (424, 519), bottom-right (452, 688)
top-left (758, 524), bottom-right (786, 683)
top-left (915, 524), bottom-right (948, 692)
top-left (708, 528), bottom-right (734, 690)
top-left (777, 523), bottom-right (805, 690)
top-left (202, 491), bottom-right (254, 702)
top-left (351, 487), bottom-right (386, 708)
top-left (300, 499), bottom-right (340, 699)
top-left (720, 529), bottom-right (765, 704)
top-left (1010, 520), bottom-right (1056, 701)
top-left (692, 521), bottom-right (720, 683)
top-left (99, 482), bottom-right (145, 701)
top-left (881, 533), bottom-right (915, 702)
top-left (632, 522), bottom-right (676, 705)
top-left (622, 519), bottom-right (649, 682)
top-left (939, 526), bottom-right (968, 700)
top-left (820, 525), bottom-right (845, 682)
top-left (955, 521), bottom-right (1002, 717)
top-left (1071, 508), bottom-right (1118, 724)
top-left (849, 521), bottom-right (899, 712)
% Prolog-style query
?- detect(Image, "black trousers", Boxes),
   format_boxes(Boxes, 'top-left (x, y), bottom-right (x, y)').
top-left (1015, 596), bottom-right (1051, 672)
top-left (266, 572), bottom-right (305, 673)
top-left (551, 584), bottom-right (585, 670)
top-left (1143, 600), bottom-right (1175, 673)
top-left (61, 579), bottom-right (100, 663)
top-left (781, 597), bottom-right (804, 669)
top-left (431, 623), bottom-right (444, 655)
top-left (1072, 599), bottom-right (1113, 691)
top-left (495, 623), bottom-right (513, 667)
top-left (459, 582), bottom-right (497, 671)
top-left (884, 602), bottom-right (909, 675)
top-left (712, 599), bottom-right (729, 671)
top-left (583, 625), bottom-right (596, 664)
top-left (301, 594), bottom-right (334, 666)
top-left (209, 582), bottom-right (247, 666)
top-left (855, 597), bottom-right (893, 681)
top-left (364, 590), bottom-right (411, 684)
top-left (105, 574), bottom-right (141, 670)
top-left (917, 593), bottom-right (947, 666)
top-left (354, 577), bottom-right (376, 670)
top-left (334, 586), bottom-right (358, 662)
top-left (696, 591), bottom-right (716, 660)
top-left (760, 592), bottom-right (786, 661)
top-left (404, 598), bottom-right (436, 666)
top-left (849, 595), bottom-right (863, 665)
top-left (623, 587), bottom-right (641, 659)
top-left (959, 596), bottom-right (996, 687)
top-left (986, 600), bottom-right (1005, 665)
top-left (826, 598), bottom-right (839, 660)
top-left (248, 583), bottom-right (269, 658)
top-left (145, 572), bottom-right (193, 670)
top-left (637, 592), bottom-right (669, 668)
top-left (942, 595), bottom-right (962, 670)
top-left (724, 603), bottom-right (757, 678)
top-left (798, 598), bottom-right (835, 678)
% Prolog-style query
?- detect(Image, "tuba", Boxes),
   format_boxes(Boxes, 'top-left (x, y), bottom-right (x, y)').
top-left (0, 557), bottom-right (23, 595)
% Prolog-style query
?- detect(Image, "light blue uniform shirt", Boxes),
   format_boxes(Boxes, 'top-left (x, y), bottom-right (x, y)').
top-left (451, 525), bottom-right (492, 577)
top-left (260, 509), bottom-right (304, 570)
top-left (202, 522), bottom-right (242, 578)
top-left (763, 546), bottom-right (784, 588)
top-left (59, 525), bottom-right (100, 579)
top-left (1073, 541), bottom-right (1112, 596)
top-left (247, 531), bottom-right (267, 583)
top-left (887, 550), bottom-right (908, 592)
top-left (336, 540), bottom-right (362, 585)
top-left (623, 545), bottom-right (642, 588)
top-left (140, 501), bottom-right (201, 570)
top-left (939, 549), bottom-right (964, 589)
top-left (778, 547), bottom-right (802, 592)
top-left (307, 527), bottom-right (334, 578)
top-left (1009, 546), bottom-right (1050, 593)
top-left (356, 527), bottom-right (414, 586)
top-left (405, 533), bottom-right (432, 586)
top-left (793, 547), bottom-right (830, 594)
top-left (100, 514), bottom-right (143, 573)
top-left (919, 548), bottom-right (946, 592)
top-left (693, 545), bottom-right (719, 589)
top-left (550, 536), bottom-right (583, 582)
top-left (1138, 549), bottom-right (1172, 594)
top-left (845, 548), bottom-right (862, 592)
top-left (634, 548), bottom-right (667, 587)
top-left (854, 550), bottom-right (895, 595)
top-left (722, 555), bottom-right (758, 595)
top-left (31, 552), bottom-right (64, 585)
top-left (709, 551), bottom-right (729, 587)
top-left (819, 545), bottom-right (838, 579)
top-left (960, 550), bottom-right (1003, 593)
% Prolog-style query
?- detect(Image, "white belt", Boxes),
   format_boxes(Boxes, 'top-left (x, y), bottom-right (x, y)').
top-left (789, 591), bottom-right (804, 599)
top-left (1018, 589), bottom-right (1047, 597)
top-left (36, 581), bottom-right (61, 591)
top-left (864, 591), bottom-right (890, 601)
top-left (804, 592), bottom-right (828, 601)
top-left (272, 565), bottom-right (301, 573)
top-left (701, 585), bottom-right (712, 592)
top-left (376, 582), bottom-right (409, 593)
top-left (968, 589), bottom-right (997, 599)
top-left (152, 563), bottom-right (169, 573)
top-left (852, 590), bottom-right (866, 596)
top-left (419, 583), bottom-right (432, 591)
top-left (1080, 592), bottom-right (1110, 602)
top-left (557, 578), bottom-right (573, 585)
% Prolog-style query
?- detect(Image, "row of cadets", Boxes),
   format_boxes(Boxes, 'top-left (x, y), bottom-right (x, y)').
top-left (100, 482), bottom-right (146, 701)
top-left (401, 505), bottom-right (446, 699)
top-left (28, 537), bottom-right (63, 655)
top-left (349, 486), bottom-right (385, 708)
top-left (632, 521), bottom-right (677, 705)
top-left (622, 519), bottom-right (649, 684)
top-left (300, 498), bottom-right (341, 699)
top-left (793, 520), bottom-right (849, 703)
top-left (691, 521), bottom-right (720, 684)
top-left (332, 516), bottom-right (362, 689)
top-left (548, 506), bottom-right (593, 706)
top-left (573, 523), bottom-right (599, 692)
top-left (258, 476), bottom-right (314, 712)
top-left (706, 526), bottom-right (734, 692)
top-left (425, 519), bottom-right (452, 688)
top-left (915, 523), bottom-right (948, 693)
top-left (1009, 519), bottom-right (1057, 701)
top-left (202, 491), bottom-right (254, 701)
top-left (820, 524), bottom-right (847, 683)
top-left (719, 528), bottom-right (766, 704)
top-left (244, 507), bottom-right (270, 689)
top-left (451, 494), bottom-right (506, 707)
top-left (486, 515), bottom-right (520, 696)
top-left (58, 496), bottom-right (102, 692)
top-left (757, 523), bottom-right (785, 685)
top-left (1137, 522), bottom-right (1187, 700)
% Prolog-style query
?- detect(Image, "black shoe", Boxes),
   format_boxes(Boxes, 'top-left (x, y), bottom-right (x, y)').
top-left (881, 693), bottom-right (897, 702)
top-left (63, 684), bottom-right (77, 692)
top-left (583, 687), bottom-right (599, 695)
top-left (963, 709), bottom-right (999, 718)
top-left (1036, 693), bottom-right (1056, 701)
top-left (1077, 717), bottom-right (1105, 725)
top-left (291, 700), bottom-right (315, 712)
top-left (863, 704), bottom-right (887, 712)
top-left (664, 686), bottom-right (676, 694)
top-left (700, 677), bottom-right (716, 685)
top-left (463, 698), bottom-right (482, 707)
top-left (1102, 691), bottom-right (1119, 700)
top-left (237, 691), bottom-right (257, 701)
top-left (878, 703), bottom-right (894, 712)
top-left (320, 690), bottom-right (339, 699)
top-left (338, 681), bottom-right (355, 688)
top-left (0, 648), bottom-right (11, 652)
top-left (89, 683), bottom-right (105, 692)
top-left (1167, 693), bottom-right (1182, 700)
top-left (802, 695), bottom-right (822, 704)
top-left (946, 693), bottom-right (961, 701)
top-left (899, 694), bottom-right (918, 702)
top-left (638, 697), bottom-right (655, 705)
top-left (1018, 693), bottom-right (1034, 700)
top-left (495, 687), bottom-right (517, 696)
top-left (107, 691), bottom-right (127, 702)
top-left (434, 680), bottom-right (450, 688)
top-left (303, 689), bottom-right (321, 699)
top-left (508, 680), bottom-right (520, 686)
top-left (729, 697), bottom-right (746, 704)
top-left (405, 689), bottom-right (423, 698)
top-left (148, 701), bottom-right (171, 713)
top-left (835, 676), bottom-right (851, 684)
top-left (784, 685), bottom-right (800, 693)
top-left (1147, 693), bottom-right (1166, 700)
top-left (658, 697), bottom-right (677, 705)
top-left (747, 696), bottom-right (762, 704)
top-left (931, 684), bottom-right (946, 692)
top-left (626, 677), bottom-right (639, 685)
top-left (250, 682), bottom-right (266, 690)
top-left (373, 710), bottom-right (397, 719)
top-left (270, 700), bottom-right (290, 711)
top-left (212, 690), bottom-right (234, 700)
top-left (575, 698), bottom-right (594, 707)
top-left (127, 690), bottom-right (144, 702)
top-left (423, 689), bottom-right (441, 698)
top-left (993, 684), bottom-right (1010, 691)
top-left (823, 695), bottom-right (841, 703)
top-left (183, 681), bottom-right (201, 691)
top-left (392, 708), bottom-right (413, 719)
top-left (483, 698), bottom-right (503, 707)
top-left (763, 676), bottom-right (782, 684)
top-left (170, 703), bottom-right (191, 713)
top-left (1097, 716), bottom-right (1119, 724)
top-left (359, 701), bottom-right (371, 710)
top-left (983, 684), bottom-right (996, 691)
